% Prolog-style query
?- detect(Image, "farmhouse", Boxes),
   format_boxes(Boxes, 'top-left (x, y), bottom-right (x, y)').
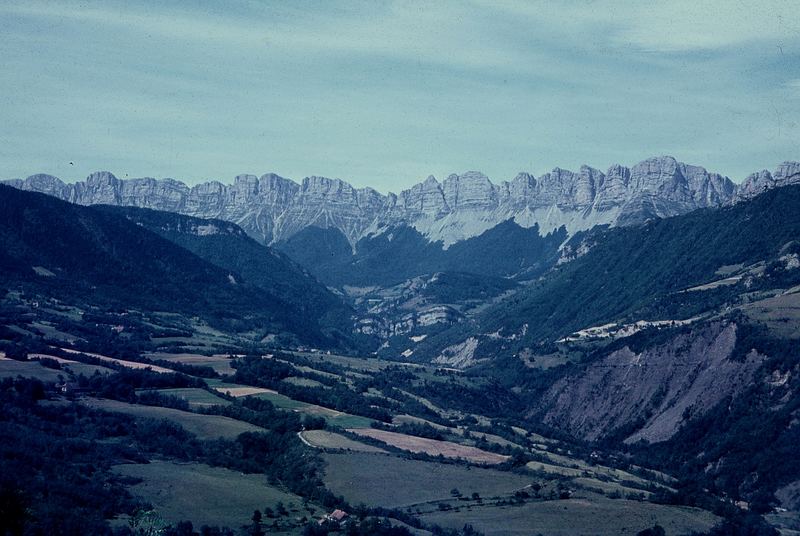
top-left (318, 509), bottom-right (350, 526)
top-left (56, 381), bottom-right (89, 395)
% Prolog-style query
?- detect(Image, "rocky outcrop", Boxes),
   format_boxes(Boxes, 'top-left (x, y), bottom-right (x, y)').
top-left (356, 305), bottom-right (463, 338)
top-left (6, 156), bottom-right (795, 248)
top-left (537, 322), bottom-right (765, 443)
top-left (433, 337), bottom-right (481, 368)
top-left (734, 161), bottom-right (800, 201)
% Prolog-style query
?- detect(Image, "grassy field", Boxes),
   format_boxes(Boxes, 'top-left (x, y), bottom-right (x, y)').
top-left (765, 510), bottom-right (800, 535)
top-left (322, 413), bottom-right (375, 429)
top-left (60, 348), bottom-right (175, 373)
top-left (30, 321), bottom-right (79, 343)
top-left (420, 494), bottom-right (718, 536)
top-left (0, 357), bottom-right (64, 382)
top-left (288, 364), bottom-right (342, 380)
top-left (152, 388), bottom-right (232, 408)
top-left (61, 362), bottom-right (115, 376)
top-left (30, 354), bottom-right (115, 377)
top-left (393, 414), bottom-right (526, 451)
top-left (526, 460), bottom-right (585, 478)
top-left (321, 452), bottom-right (534, 508)
top-left (252, 391), bottom-right (375, 429)
top-left (282, 376), bottom-right (326, 388)
top-left (80, 398), bottom-right (262, 439)
top-left (572, 477), bottom-right (652, 498)
top-left (299, 430), bottom-right (387, 453)
top-left (206, 379), bottom-right (276, 397)
top-left (114, 461), bottom-right (308, 529)
top-left (741, 291), bottom-right (800, 338)
top-left (251, 389), bottom-right (308, 409)
top-left (147, 352), bottom-right (238, 375)
top-left (292, 351), bottom-right (423, 373)
top-left (203, 380), bottom-right (374, 429)
top-left (350, 428), bottom-right (508, 464)
top-left (526, 454), bottom-right (659, 491)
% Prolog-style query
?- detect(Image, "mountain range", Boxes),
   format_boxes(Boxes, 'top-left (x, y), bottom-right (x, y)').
top-left (0, 185), bottom-right (355, 348)
top-left (6, 156), bottom-right (799, 251)
top-left (4, 159), bottom-right (800, 532)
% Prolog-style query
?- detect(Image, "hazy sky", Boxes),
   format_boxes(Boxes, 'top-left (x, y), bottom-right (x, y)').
top-left (1, 1), bottom-right (799, 191)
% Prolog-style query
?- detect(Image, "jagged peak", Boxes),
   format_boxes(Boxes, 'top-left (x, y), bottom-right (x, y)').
top-left (454, 170), bottom-right (492, 183)
top-left (606, 163), bottom-right (630, 174)
top-left (636, 154), bottom-right (679, 166)
top-left (422, 174), bottom-right (439, 187)
top-left (579, 165), bottom-right (604, 178)
top-left (86, 170), bottom-right (119, 184)
top-left (4, 157), bottom-right (797, 248)
top-left (24, 173), bottom-right (65, 186)
top-left (260, 172), bottom-right (289, 180)
top-left (301, 175), bottom-right (356, 196)
top-left (548, 166), bottom-right (572, 175)
top-left (775, 161), bottom-right (800, 178)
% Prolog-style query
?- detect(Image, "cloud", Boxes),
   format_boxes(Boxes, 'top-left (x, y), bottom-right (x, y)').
top-left (480, 0), bottom-right (800, 52)
top-left (0, 0), bottom-right (798, 187)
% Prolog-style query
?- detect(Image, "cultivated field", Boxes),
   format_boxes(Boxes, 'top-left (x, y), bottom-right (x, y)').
top-left (207, 379), bottom-right (275, 397)
top-left (525, 455), bottom-right (660, 492)
top-left (214, 385), bottom-right (274, 397)
top-left (0, 356), bottom-right (64, 382)
top-left (60, 348), bottom-right (175, 373)
top-left (292, 351), bottom-right (423, 373)
top-left (152, 388), bottom-right (232, 408)
top-left (392, 414), bottom-right (526, 451)
top-left (420, 494), bottom-right (718, 536)
top-left (147, 352), bottom-right (238, 375)
top-left (80, 398), bottom-right (262, 439)
top-left (299, 430), bottom-right (387, 453)
top-left (572, 477), bottom-right (652, 498)
top-left (349, 428), bottom-right (508, 464)
top-left (29, 321), bottom-right (79, 343)
top-left (321, 452), bottom-right (533, 508)
top-left (205, 380), bottom-right (374, 428)
top-left (741, 291), bottom-right (800, 339)
top-left (252, 390), bottom-right (374, 429)
top-left (526, 460), bottom-right (585, 478)
top-left (282, 376), bottom-right (326, 388)
top-left (30, 353), bottom-right (115, 376)
top-left (114, 461), bottom-right (307, 529)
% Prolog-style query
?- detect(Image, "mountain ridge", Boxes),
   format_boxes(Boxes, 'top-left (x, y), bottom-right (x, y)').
top-left (7, 156), bottom-right (796, 249)
top-left (0, 185), bottom-right (356, 348)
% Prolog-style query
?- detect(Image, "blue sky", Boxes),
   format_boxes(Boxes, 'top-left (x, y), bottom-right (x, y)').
top-left (1, 0), bottom-right (798, 191)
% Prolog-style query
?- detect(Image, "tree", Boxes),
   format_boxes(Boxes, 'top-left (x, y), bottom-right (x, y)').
top-left (129, 509), bottom-right (166, 536)
top-left (636, 525), bottom-right (665, 536)
top-left (276, 502), bottom-right (288, 516)
top-left (0, 484), bottom-right (28, 536)
top-left (249, 510), bottom-right (264, 536)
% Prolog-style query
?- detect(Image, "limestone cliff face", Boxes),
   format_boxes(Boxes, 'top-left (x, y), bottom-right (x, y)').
top-left (7, 156), bottom-right (794, 248)
top-left (735, 161), bottom-right (800, 201)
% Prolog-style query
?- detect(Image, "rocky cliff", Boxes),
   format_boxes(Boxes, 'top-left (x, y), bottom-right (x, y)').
top-left (6, 156), bottom-right (795, 248)
top-left (537, 321), bottom-right (765, 444)
top-left (733, 161), bottom-right (800, 201)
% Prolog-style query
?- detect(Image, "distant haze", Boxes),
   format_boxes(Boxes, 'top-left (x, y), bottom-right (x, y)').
top-left (1, 0), bottom-right (799, 188)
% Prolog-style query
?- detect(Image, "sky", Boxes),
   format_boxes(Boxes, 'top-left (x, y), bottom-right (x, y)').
top-left (1, 0), bottom-right (799, 192)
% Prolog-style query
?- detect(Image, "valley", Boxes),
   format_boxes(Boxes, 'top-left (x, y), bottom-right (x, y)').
top-left (0, 341), bottom-right (716, 536)
top-left (2, 164), bottom-right (800, 535)
top-left (5, 0), bottom-right (800, 531)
